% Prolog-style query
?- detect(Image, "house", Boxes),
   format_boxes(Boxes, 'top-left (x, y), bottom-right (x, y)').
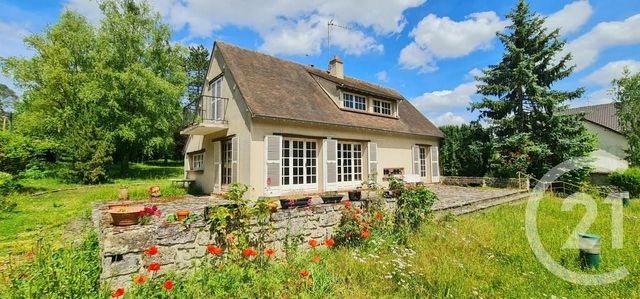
top-left (181, 41), bottom-right (444, 199)
top-left (566, 103), bottom-right (629, 178)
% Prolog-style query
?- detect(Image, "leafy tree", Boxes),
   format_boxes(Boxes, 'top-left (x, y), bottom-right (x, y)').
top-left (612, 70), bottom-right (640, 166)
top-left (439, 123), bottom-right (493, 177)
top-left (472, 0), bottom-right (596, 181)
top-left (0, 83), bottom-right (17, 115)
top-left (2, 0), bottom-right (186, 182)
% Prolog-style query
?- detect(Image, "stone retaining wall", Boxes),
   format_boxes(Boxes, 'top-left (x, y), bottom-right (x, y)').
top-left (92, 195), bottom-right (396, 288)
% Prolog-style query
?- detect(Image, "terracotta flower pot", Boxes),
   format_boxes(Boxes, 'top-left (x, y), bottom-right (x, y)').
top-left (176, 210), bottom-right (190, 222)
top-left (109, 205), bottom-right (144, 226)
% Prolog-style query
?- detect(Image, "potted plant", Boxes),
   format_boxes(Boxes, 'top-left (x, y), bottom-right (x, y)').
top-left (109, 205), bottom-right (144, 226)
top-left (279, 193), bottom-right (312, 209)
top-left (118, 186), bottom-right (129, 201)
top-left (176, 210), bottom-right (190, 222)
top-left (149, 186), bottom-right (161, 198)
top-left (348, 189), bottom-right (362, 201)
top-left (320, 191), bottom-right (343, 204)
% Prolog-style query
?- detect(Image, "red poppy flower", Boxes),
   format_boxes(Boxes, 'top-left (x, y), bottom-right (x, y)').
top-left (242, 248), bottom-right (258, 257)
top-left (25, 251), bottom-right (34, 260)
top-left (344, 200), bottom-right (351, 208)
top-left (299, 270), bottom-right (310, 277)
top-left (207, 245), bottom-right (223, 255)
top-left (324, 239), bottom-right (335, 247)
top-left (111, 288), bottom-right (125, 298)
top-left (374, 212), bottom-right (383, 220)
top-left (264, 248), bottom-right (276, 257)
top-left (147, 263), bottom-right (160, 272)
top-left (360, 230), bottom-right (371, 238)
top-left (163, 280), bottom-right (174, 291)
top-left (133, 275), bottom-right (148, 284)
top-left (312, 254), bottom-right (321, 263)
top-left (308, 239), bottom-right (318, 247)
top-left (144, 246), bottom-right (158, 256)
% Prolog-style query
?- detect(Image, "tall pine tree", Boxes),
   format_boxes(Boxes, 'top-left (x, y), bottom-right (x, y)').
top-left (472, 0), bottom-right (596, 181)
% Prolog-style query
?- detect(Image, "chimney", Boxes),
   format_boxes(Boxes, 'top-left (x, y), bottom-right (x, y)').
top-left (328, 55), bottom-right (344, 79)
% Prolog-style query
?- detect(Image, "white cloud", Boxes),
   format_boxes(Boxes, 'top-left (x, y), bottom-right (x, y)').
top-left (565, 14), bottom-right (640, 71)
top-left (581, 60), bottom-right (640, 86)
top-left (0, 21), bottom-right (31, 58)
top-left (411, 81), bottom-right (478, 111)
top-left (375, 71), bottom-right (388, 82)
top-left (64, 0), bottom-right (424, 56)
top-left (433, 112), bottom-right (467, 126)
top-left (398, 42), bottom-right (436, 73)
top-left (64, 0), bottom-right (103, 24)
top-left (466, 68), bottom-right (483, 80)
top-left (399, 12), bottom-right (508, 72)
top-left (544, 0), bottom-right (593, 36)
top-left (571, 88), bottom-right (614, 107)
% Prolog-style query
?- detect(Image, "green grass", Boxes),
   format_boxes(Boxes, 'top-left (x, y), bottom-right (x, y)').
top-left (0, 162), bottom-right (187, 264)
top-left (4, 183), bottom-right (640, 297)
top-left (319, 195), bottom-right (640, 297)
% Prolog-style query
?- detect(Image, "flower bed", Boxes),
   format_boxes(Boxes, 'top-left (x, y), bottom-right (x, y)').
top-left (92, 194), bottom-right (396, 288)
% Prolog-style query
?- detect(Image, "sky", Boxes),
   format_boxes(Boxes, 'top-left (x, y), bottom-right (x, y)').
top-left (1, 0), bottom-right (640, 126)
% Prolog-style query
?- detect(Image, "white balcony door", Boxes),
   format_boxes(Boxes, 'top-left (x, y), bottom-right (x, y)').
top-left (210, 77), bottom-right (223, 121)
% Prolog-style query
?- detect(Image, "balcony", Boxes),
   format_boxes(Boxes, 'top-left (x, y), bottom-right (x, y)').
top-left (181, 95), bottom-right (230, 135)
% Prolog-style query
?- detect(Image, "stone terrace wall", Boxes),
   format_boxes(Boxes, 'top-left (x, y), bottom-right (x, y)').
top-left (92, 195), bottom-right (396, 288)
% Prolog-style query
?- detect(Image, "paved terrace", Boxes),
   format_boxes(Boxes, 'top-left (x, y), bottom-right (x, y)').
top-left (429, 184), bottom-right (528, 211)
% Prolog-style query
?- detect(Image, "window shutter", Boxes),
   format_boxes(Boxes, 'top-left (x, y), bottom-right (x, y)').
top-left (264, 135), bottom-right (282, 195)
top-left (367, 142), bottom-right (378, 181)
top-left (212, 141), bottom-right (221, 193)
top-left (324, 139), bottom-right (338, 191)
top-left (431, 146), bottom-right (440, 183)
top-left (231, 136), bottom-right (239, 183)
top-left (412, 145), bottom-right (421, 176)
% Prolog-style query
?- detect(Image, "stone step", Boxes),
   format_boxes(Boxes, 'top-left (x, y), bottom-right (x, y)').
top-left (437, 191), bottom-right (530, 215)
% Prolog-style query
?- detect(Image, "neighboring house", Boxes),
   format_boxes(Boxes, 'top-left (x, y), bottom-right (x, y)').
top-left (181, 41), bottom-right (444, 199)
top-left (566, 103), bottom-right (629, 176)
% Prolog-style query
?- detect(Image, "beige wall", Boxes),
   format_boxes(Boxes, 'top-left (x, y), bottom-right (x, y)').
top-left (584, 121), bottom-right (629, 173)
top-left (248, 118), bottom-right (439, 199)
top-left (184, 46), bottom-right (253, 193)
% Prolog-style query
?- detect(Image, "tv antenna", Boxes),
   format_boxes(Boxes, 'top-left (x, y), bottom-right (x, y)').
top-left (327, 18), bottom-right (353, 50)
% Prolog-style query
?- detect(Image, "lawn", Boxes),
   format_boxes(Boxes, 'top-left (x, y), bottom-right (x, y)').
top-left (0, 162), bottom-right (188, 265)
top-left (3, 179), bottom-right (640, 297)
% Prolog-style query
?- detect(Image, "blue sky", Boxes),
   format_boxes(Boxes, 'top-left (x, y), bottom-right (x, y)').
top-left (1, 0), bottom-right (640, 126)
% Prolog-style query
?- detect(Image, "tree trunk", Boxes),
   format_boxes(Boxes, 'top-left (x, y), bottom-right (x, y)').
top-left (120, 152), bottom-right (130, 173)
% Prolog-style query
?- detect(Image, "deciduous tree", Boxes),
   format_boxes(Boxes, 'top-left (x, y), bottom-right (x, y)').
top-left (613, 70), bottom-right (640, 166)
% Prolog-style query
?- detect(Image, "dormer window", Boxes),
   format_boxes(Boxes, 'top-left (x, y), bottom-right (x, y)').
top-left (373, 100), bottom-right (392, 115)
top-left (343, 93), bottom-right (367, 111)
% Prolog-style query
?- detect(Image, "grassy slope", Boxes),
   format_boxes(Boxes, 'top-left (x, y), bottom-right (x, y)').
top-left (323, 196), bottom-right (640, 298)
top-left (0, 162), bottom-right (187, 261)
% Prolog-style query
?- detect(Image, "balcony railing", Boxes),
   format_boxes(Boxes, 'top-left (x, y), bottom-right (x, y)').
top-left (183, 95), bottom-right (230, 127)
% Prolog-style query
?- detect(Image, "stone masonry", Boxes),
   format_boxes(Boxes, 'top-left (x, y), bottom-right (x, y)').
top-left (92, 194), bottom-right (396, 288)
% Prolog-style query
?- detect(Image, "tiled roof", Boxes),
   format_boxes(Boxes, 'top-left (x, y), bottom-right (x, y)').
top-left (216, 41), bottom-right (444, 138)
top-left (565, 103), bottom-right (622, 134)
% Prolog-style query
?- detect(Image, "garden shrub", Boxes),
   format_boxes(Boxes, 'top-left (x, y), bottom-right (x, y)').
top-left (609, 167), bottom-right (640, 197)
top-left (394, 185), bottom-right (438, 244)
top-left (0, 131), bottom-right (57, 176)
top-left (0, 172), bottom-right (18, 212)
top-left (334, 201), bottom-right (388, 247)
top-left (5, 231), bottom-right (102, 298)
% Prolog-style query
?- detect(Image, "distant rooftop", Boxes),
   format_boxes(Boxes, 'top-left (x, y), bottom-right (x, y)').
top-left (565, 103), bottom-right (622, 134)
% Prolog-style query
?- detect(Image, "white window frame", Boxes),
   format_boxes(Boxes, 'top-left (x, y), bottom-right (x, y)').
top-left (221, 139), bottom-right (232, 185)
top-left (373, 99), bottom-right (393, 115)
top-left (191, 153), bottom-right (204, 171)
top-left (418, 146), bottom-right (427, 177)
top-left (281, 138), bottom-right (318, 191)
top-left (342, 92), bottom-right (367, 111)
top-left (210, 77), bottom-right (223, 121)
top-left (337, 142), bottom-right (363, 188)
